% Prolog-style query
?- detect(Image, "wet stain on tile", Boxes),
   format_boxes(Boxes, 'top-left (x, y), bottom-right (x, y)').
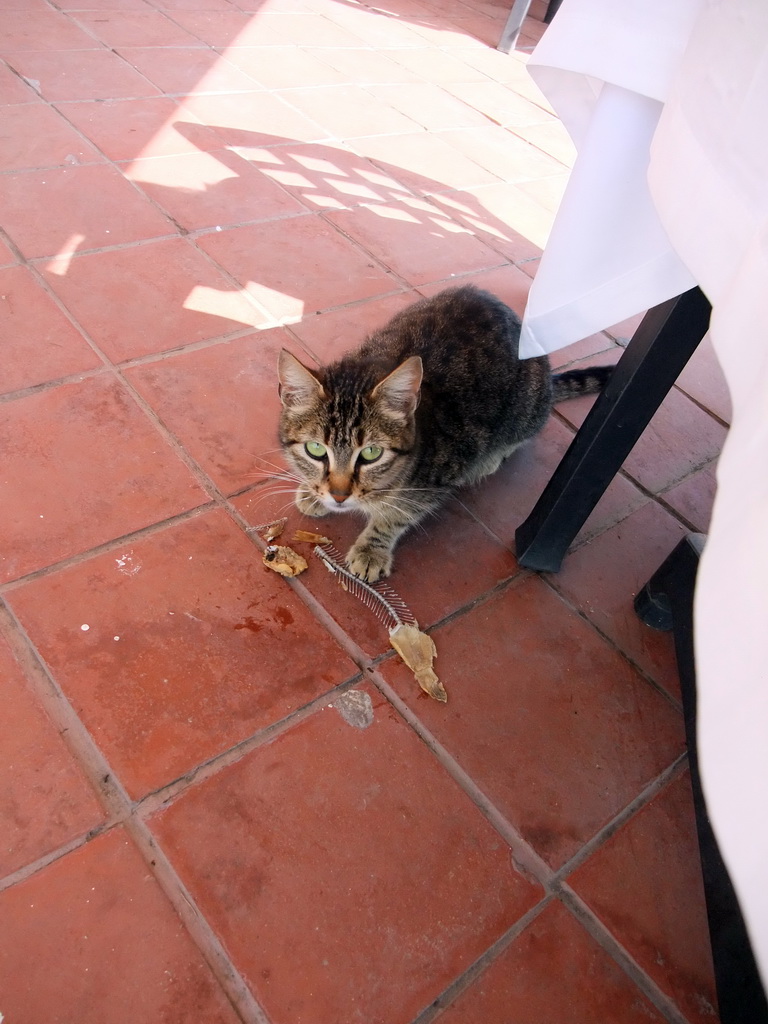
top-left (273, 606), bottom-right (294, 628)
top-left (234, 616), bottom-right (262, 634)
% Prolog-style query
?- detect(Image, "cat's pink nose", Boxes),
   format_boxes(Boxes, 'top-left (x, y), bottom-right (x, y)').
top-left (328, 473), bottom-right (352, 504)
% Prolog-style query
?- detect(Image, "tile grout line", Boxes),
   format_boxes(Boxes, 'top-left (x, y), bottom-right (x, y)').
top-left (0, 504), bottom-right (217, 596)
top-left (670, 382), bottom-right (730, 431)
top-left (599, 452), bottom-right (720, 533)
top-left (23, 230), bottom-right (180, 260)
top-left (2, 249), bottom-right (540, 409)
top-left (360, 660), bottom-right (695, 1023)
top-left (2, 310), bottom-right (371, 671)
top-left (0, 256), bottom-right (314, 408)
top-left (134, 675), bottom-right (364, 816)
top-left (557, 885), bottom-right (695, 1024)
top-left (0, 597), bottom-right (272, 1024)
top-left (317, 198), bottom-right (514, 296)
top-left (410, 895), bottom-right (555, 1023)
top-left (365, 665), bottom-right (556, 885)
top-left (552, 754), bottom-right (689, 883)
top-left (0, 826), bottom-right (111, 896)
top-left (414, 566), bottom-right (531, 635)
top-left (0, 599), bottom-right (133, 832)
top-left (6, 234), bottom-right (419, 403)
top-left (121, 817), bottom-right (272, 1024)
top-left (536, 448), bottom-right (712, 556)
top-left (113, 367), bottom-right (253, 501)
top-left (14, 50), bottom-right (344, 312)
top-left (415, 864), bottom-right (695, 1024)
top-left (540, 574), bottom-right (685, 714)
top-left (316, 205), bottom-right (432, 293)
top-left (365, 653), bottom-right (689, 898)
top-left (653, 487), bottom-right (714, 537)
top-left (1, 588), bottom-right (363, 875)
top-left (356, 78), bottom-right (498, 135)
top-left (0, 364), bottom-right (109, 406)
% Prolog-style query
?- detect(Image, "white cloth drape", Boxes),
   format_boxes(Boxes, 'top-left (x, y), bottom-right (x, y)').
top-left (519, 0), bottom-right (768, 988)
top-left (518, 0), bottom-right (702, 357)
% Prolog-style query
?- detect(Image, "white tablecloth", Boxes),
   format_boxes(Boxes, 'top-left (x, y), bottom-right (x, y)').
top-left (520, 0), bottom-right (768, 988)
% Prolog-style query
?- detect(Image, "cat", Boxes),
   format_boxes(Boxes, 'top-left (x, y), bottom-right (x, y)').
top-left (277, 285), bottom-right (611, 582)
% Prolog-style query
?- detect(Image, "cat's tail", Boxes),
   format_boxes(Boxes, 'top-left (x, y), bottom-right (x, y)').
top-left (551, 365), bottom-right (613, 403)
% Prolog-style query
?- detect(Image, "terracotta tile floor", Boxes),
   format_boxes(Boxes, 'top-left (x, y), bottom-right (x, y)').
top-left (0, 0), bottom-right (728, 1021)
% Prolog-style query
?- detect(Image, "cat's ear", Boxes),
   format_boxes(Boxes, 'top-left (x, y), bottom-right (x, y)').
top-left (372, 356), bottom-right (423, 417)
top-left (278, 349), bottom-right (325, 411)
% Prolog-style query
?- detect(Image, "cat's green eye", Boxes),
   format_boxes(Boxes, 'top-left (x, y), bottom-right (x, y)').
top-left (304, 441), bottom-right (327, 459)
top-left (359, 445), bottom-right (383, 463)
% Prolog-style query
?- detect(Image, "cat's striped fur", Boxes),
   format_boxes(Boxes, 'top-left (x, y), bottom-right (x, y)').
top-left (278, 285), bottom-right (611, 582)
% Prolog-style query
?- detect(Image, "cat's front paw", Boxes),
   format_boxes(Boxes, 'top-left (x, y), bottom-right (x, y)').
top-left (295, 486), bottom-right (327, 518)
top-left (346, 541), bottom-right (393, 583)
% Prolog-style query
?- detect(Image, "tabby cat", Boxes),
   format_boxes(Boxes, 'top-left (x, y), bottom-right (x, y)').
top-left (278, 285), bottom-right (611, 582)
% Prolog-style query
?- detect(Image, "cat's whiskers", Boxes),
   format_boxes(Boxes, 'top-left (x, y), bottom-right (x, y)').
top-left (248, 449), bottom-right (298, 474)
top-left (240, 482), bottom-right (302, 520)
top-left (254, 461), bottom-right (303, 482)
top-left (373, 482), bottom-right (449, 496)
top-left (451, 496), bottom-right (480, 518)
top-left (370, 487), bottom-right (439, 514)
top-left (242, 494), bottom-right (298, 518)
top-left (247, 481), bottom-right (301, 504)
top-left (255, 484), bottom-right (299, 497)
top-left (370, 500), bottom-right (432, 539)
top-left (248, 473), bottom-right (298, 490)
top-left (250, 456), bottom-right (296, 475)
top-left (370, 495), bottom-right (433, 525)
top-left (248, 446), bottom-right (285, 459)
top-left (263, 473), bottom-right (302, 488)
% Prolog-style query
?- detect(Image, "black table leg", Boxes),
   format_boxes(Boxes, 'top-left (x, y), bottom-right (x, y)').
top-left (515, 286), bottom-right (712, 572)
top-left (636, 538), bottom-right (768, 1023)
top-left (544, 0), bottom-right (564, 22)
